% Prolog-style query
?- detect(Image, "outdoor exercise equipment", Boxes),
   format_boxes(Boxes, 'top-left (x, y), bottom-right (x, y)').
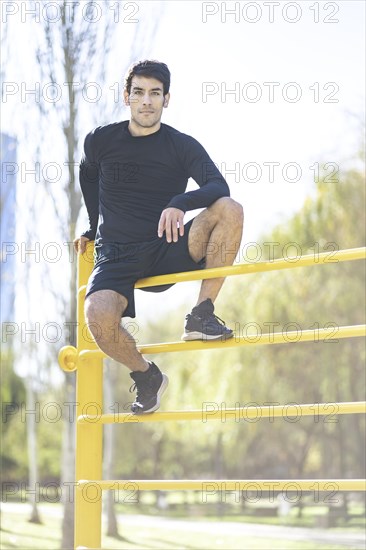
top-left (58, 244), bottom-right (366, 550)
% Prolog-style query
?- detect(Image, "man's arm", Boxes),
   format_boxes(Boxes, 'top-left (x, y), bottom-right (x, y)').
top-left (158, 136), bottom-right (230, 242)
top-left (74, 131), bottom-right (100, 253)
top-left (167, 135), bottom-right (230, 212)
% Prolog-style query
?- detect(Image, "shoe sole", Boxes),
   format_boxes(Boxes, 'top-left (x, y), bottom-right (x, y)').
top-left (181, 331), bottom-right (234, 341)
top-left (138, 374), bottom-right (169, 414)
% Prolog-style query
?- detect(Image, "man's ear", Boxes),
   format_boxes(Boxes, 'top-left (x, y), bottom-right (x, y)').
top-left (163, 92), bottom-right (170, 108)
top-left (123, 90), bottom-right (130, 106)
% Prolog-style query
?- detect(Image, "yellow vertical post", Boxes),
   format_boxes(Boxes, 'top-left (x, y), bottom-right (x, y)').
top-left (74, 242), bottom-right (104, 550)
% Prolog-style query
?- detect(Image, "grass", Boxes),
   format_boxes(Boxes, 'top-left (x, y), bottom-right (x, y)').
top-left (0, 504), bottom-right (363, 550)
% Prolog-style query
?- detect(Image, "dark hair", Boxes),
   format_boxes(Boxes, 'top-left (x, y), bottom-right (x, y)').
top-left (125, 60), bottom-right (171, 96)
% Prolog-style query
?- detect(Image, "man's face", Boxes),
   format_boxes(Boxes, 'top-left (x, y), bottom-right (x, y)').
top-left (124, 76), bottom-right (170, 132)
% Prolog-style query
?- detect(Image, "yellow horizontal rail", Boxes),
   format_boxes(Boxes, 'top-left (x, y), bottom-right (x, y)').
top-left (77, 479), bottom-right (366, 492)
top-left (78, 401), bottom-right (366, 424)
top-left (79, 324), bottom-right (366, 360)
top-left (135, 247), bottom-right (366, 288)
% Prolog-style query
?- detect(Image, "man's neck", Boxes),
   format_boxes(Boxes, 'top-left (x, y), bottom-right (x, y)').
top-left (128, 120), bottom-right (161, 137)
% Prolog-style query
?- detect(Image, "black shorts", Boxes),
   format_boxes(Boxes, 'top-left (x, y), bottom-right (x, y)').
top-left (85, 218), bottom-right (205, 318)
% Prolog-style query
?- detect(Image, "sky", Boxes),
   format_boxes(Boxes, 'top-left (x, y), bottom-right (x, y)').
top-left (1, 0), bottom-right (365, 375)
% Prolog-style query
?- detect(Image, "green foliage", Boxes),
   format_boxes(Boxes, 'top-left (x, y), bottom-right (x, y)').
top-left (37, 390), bottom-right (64, 481)
top-left (1, 349), bottom-right (28, 480)
top-left (1, 352), bottom-right (63, 483)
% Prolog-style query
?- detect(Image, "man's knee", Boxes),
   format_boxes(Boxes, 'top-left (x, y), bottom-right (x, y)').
top-left (84, 290), bottom-right (127, 342)
top-left (213, 197), bottom-right (244, 224)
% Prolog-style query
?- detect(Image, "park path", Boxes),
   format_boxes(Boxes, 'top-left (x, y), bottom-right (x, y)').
top-left (1, 503), bottom-right (365, 549)
top-left (119, 513), bottom-right (365, 549)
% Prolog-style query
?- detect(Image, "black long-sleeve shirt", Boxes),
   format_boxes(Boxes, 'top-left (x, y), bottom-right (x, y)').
top-left (79, 120), bottom-right (230, 245)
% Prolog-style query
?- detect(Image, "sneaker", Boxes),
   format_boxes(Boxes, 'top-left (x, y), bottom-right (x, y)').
top-left (129, 362), bottom-right (169, 414)
top-left (181, 298), bottom-right (234, 341)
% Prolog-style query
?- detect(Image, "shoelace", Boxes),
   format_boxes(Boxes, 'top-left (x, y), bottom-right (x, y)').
top-left (199, 311), bottom-right (227, 326)
top-left (129, 379), bottom-right (153, 397)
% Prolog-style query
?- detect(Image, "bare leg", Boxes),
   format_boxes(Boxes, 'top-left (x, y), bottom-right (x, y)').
top-left (188, 197), bottom-right (244, 305)
top-left (84, 289), bottom-right (148, 372)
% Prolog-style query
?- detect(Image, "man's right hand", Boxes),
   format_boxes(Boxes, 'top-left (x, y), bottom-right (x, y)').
top-left (73, 236), bottom-right (90, 254)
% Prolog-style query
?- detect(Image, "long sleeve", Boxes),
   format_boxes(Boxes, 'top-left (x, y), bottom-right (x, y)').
top-left (79, 130), bottom-right (100, 240)
top-left (76, 121), bottom-right (231, 245)
top-left (166, 136), bottom-right (230, 212)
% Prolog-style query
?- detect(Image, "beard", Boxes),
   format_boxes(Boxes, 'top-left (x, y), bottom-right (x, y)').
top-left (133, 110), bottom-right (162, 128)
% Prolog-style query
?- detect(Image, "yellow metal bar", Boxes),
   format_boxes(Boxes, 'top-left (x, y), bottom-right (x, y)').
top-left (75, 355), bottom-right (103, 550)
top-left (79, 324), bottom-right (366, 359)
top-left (74, 246), bottom-right (103, 550)
top-left (78, 285), bottom-right (87, 297)
top-left (77, 248), bottom-right (97, 353)
top-left (58, 345), bottom-right (78, 372)
top-left (135, 247), bottom-right (366, 288)
top-left (78, 479), bottom-right (366, 492)
top-left (78, 401), bottom-right (366, 424)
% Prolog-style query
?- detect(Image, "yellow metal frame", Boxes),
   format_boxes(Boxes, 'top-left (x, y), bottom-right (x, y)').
top-left (80, 479), bottom-right (366, 492)
top-left (58, 244), bottom-right (366, 550)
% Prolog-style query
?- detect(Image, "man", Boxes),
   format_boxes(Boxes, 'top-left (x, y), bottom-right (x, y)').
top-left (74, 60), bottom-right (243, 414)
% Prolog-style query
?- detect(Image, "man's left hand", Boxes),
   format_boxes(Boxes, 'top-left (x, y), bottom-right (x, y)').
top-left (158, 207), bottom-right (185, 243)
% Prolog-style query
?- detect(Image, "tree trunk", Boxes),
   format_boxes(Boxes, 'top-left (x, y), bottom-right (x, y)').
top-left (104, 362), bottom-right (119, 538)
top-left (335, 386), bottom-right (349, 523)
top-left (215, 432), bottom-right (224, 517)
top-left (60, 375), bottom-right (76, 549)
top-left (26, 378), bottom-right (42, 524)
